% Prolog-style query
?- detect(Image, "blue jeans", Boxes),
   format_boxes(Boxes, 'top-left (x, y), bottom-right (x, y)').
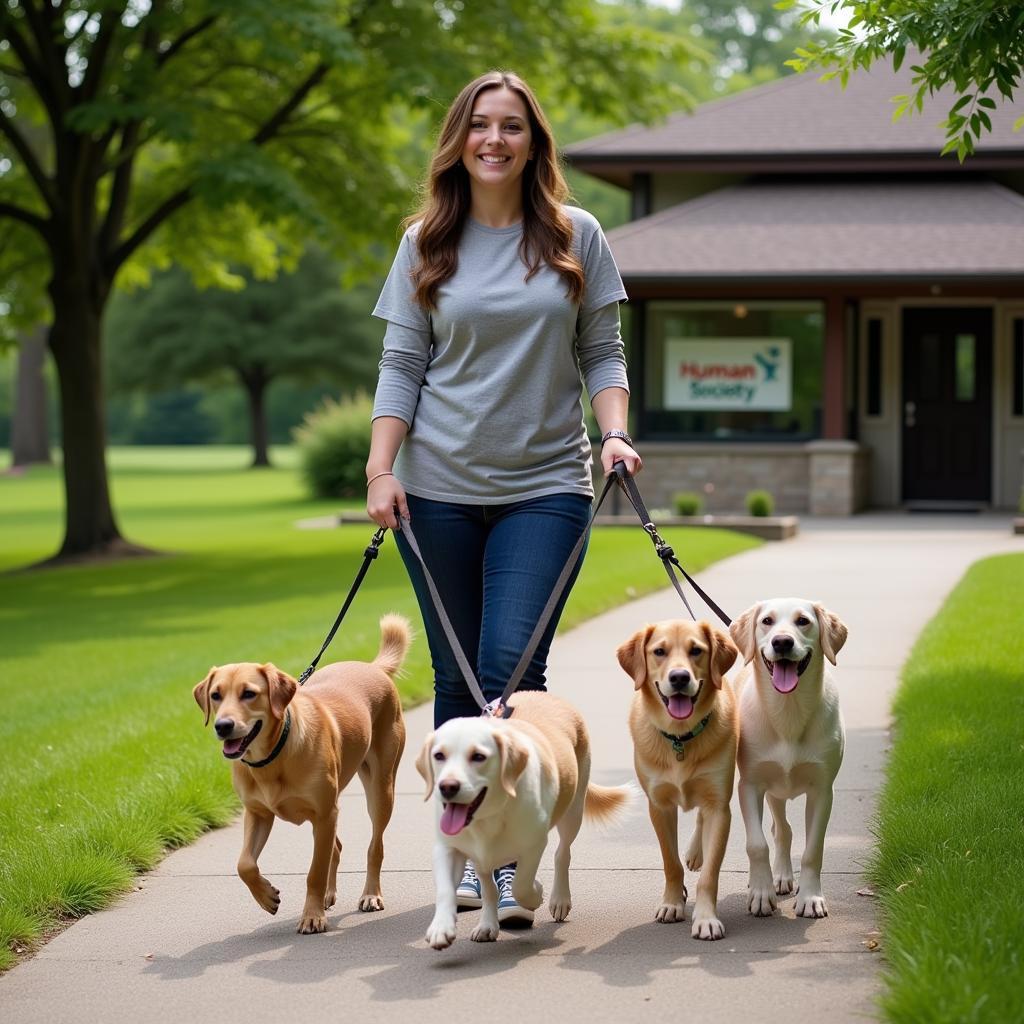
top-left (394, 492), bottom-right (592, 727)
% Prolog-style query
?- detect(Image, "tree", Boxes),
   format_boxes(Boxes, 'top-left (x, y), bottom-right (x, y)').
top-left (104, 249), bottom-right (381, 467)
top-left (781, 0), bottom-right (1024, 161)
top-left (0, 1), bottom-right (698, 564)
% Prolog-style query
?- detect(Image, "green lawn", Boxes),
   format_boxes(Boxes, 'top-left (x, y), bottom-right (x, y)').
top-left (870, 553), bottom-right (1024, 1024)
top-left (0, 446), bottom-right (759, 969)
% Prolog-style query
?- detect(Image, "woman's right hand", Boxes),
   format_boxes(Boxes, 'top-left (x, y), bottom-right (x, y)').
top-left (366, 473), bottom-right (409, 530)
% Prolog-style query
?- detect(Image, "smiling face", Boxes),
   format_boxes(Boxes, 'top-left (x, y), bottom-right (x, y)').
top-left (617, 620), bottom-right (738, 725)
top-left (459, 86), bottom-right (533, 200)
top-left (414, 718), bottom-right (528, 837)
top-left (729, 599), bottom-right (849, 695)
top-left (193, 663), bottom-right (296, 760)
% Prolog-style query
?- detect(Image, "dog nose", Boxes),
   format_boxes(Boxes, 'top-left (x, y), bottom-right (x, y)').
top-left (667, 668), bottom-right (691, 690)
top-left (438, 780), bottom-right (461, 800)
top-left (214, 718), bottom-right (234, 738)
top-left (772, 635), bottom-right (795, 654)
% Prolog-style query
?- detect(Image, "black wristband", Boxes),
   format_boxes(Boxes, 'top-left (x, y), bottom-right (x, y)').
top-left (601, 429), bottom-right (634, 447)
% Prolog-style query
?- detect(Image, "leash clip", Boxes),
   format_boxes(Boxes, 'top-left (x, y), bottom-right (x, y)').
top-left (482, 699), bottom-right (513, 720)
top-left (643, 522), bottom-right (674, 560)
top-left (364, 525), bottom-right (387, 558)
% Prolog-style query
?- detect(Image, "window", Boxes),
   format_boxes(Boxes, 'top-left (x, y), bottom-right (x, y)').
top-left (643, 301), bottom-right (824, 439)
top-left (1014, 318), bottom-right (1024, 418)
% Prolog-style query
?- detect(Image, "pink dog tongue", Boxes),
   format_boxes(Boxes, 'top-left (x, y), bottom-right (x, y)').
top-left (667, 694), bottom-right (694, 720)
top-left (440, 802), bottom-right (471, 836)
top-left (222, 737), bottom-right (245, 757)
top-left (772, 660), bottom-right (799, 694)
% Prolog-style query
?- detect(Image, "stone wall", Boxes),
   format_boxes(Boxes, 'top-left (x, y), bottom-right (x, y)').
top-left (594, 441), bottom-right (870, 515)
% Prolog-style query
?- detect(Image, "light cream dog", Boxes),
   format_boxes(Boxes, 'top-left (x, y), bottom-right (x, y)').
top-left (192, 615), bottom-right (409, 934)
top-left (616, 619), bottom-right (740, 939)
top-left (415, 691), bottom-right (630, 949)
top-left (729, 599), bottom-right (848, 919)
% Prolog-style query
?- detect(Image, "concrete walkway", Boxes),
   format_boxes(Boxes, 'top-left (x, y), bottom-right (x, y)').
top-left (3, 514), bottom-right (1020, 1023)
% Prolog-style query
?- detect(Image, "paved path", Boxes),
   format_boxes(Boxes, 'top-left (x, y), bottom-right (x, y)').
top-left (3, 514), bottom-right (1020, 1023)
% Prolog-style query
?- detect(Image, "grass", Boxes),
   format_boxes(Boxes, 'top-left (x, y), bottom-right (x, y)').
top-left (0, 446), bottom-right (759, 969)
top-left (869, 553), bottom-right (1024, 1024)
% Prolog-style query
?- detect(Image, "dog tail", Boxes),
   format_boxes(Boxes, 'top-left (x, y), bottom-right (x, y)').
top-left (583, 783), bottom-right (634, 827)
top-left (374, 613), bottom-right (412, 678)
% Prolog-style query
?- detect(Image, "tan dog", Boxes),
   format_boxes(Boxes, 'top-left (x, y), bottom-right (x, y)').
top-left (729, 599), bottom-right (848, 919)
top-left (192, 614), bottom-right (409, 934)
top-left (617, 619), bottom-right (739, 940)
top-left (415, 691), bottom-right (630, 950)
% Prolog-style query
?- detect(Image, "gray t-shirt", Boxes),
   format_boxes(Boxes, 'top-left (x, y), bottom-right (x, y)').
top-left (372, 205), bottom-right (628, 503)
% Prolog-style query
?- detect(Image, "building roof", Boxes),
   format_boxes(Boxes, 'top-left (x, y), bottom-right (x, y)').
top-left (605, 180), bottom-right (1024, 282)
top-left (566, 62), bottom-right (1024, 174)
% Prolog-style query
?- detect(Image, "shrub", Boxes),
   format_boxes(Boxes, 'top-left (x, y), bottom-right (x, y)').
top-left (672, 491), bottom-right (704, 516)
top-left (294, 392), bottom-right (373, 498)
top-left (745, 489), bottom-right (775, 517)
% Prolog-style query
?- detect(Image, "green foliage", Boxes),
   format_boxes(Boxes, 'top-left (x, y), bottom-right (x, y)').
top-left (869, 553), bottom-right (1024, 1022)
top-left (294, 393), bottom-right (375, 499)
top-left (781, 0), bottom-right (1024, 161)
top-left (672, 490), bottom-right (705, 516)
top-left (745, 489), bottom-right (775, 516)
top-left (0, 446), bottom-right (759, 965)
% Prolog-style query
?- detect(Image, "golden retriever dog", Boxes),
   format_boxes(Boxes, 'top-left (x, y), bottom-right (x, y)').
top-left (192, 614), bottom-right (409, 934)
top-left (616, 619), bottom-right (740, 940)
top-left (729, 599), bottom-right (848, 919)
top-left (415, 691), bottom-right (630, 950)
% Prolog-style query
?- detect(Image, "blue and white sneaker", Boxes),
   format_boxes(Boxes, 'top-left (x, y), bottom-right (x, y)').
top-left (456, 861), bottom-right (482, 910)
top-left (495, 862), bottom-right (534, 927)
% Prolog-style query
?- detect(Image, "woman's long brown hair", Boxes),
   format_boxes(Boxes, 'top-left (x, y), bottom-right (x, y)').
top-left (404, 71), bottom-right (584, 310)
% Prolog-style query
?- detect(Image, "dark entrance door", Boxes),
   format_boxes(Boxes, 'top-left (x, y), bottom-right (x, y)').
top-left (902, 307), bottom-right (992, 504)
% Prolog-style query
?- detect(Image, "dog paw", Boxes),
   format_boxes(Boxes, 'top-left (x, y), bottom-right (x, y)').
top-left (254, 883), bottom-right (280, 915)
top-left (684, 851), bottom-right (703, 872)
top-left (470, 921), bottom-right (499, 943)
top-left (324, 890), bottom-right (337, 910)
top-left (514, 880), bottom-right (544, 912)
top-left (795, 892), bottom-right (828, 918)
top-left (691, 914), bottom-right (725, 941)
top-left (747, 884), bottom-right (777, 917)
top-left (358, 894), bottom-right (384, 912)
top-left (297, 911), bottom-right (328, 934)
top-left (548, 892), bottom-right (572, 922)
top-left (654, 901), bottom-right (686, 923)
top-left (426, 917), bottom-right (457, 950)
top-left (774, 872), bottom-right (795, 896)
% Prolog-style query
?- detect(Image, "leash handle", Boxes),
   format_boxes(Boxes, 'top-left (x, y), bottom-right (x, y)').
top-left (297, 526), bottom-right (387, 685)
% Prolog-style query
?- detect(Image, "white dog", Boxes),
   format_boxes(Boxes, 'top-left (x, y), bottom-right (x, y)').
top-left (415, 691), bottom-right (629, 950)
top-left (729, 599), bottom-right (848, 919)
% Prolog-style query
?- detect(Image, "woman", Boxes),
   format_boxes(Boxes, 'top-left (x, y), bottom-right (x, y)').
top-left (366, 70), bottom-right (641, 925)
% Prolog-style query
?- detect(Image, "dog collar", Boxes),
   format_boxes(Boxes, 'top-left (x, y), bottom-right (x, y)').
top-left (241, 710), bottom-right (291, 768)
top-left (660, 712), bottom-right (712, 761)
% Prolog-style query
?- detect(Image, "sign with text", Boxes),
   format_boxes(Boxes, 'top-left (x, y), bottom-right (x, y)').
top-left (663, 338), bottom-right (792, 410)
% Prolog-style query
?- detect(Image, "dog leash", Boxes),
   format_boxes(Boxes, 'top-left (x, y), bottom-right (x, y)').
top-left (396, 470), bottom-right (624, 718)
top-left (297, 526), bottom-right (388, 686)
top-left (611, 466), bottom-right (732, 628)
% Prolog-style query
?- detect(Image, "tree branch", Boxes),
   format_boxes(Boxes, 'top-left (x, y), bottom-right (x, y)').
top-left (109, 62), bottom-right (329, 271)
top-left (0, 200), bottom-right (49, 237)
top-left (155, 14), bottom-right (220, 69)
top-left (0, 107), bottom-right (55, 210)
top-left (79, 3), bottom-right (129, 103)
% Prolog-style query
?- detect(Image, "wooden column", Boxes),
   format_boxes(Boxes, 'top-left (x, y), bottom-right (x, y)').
top-left (823, 294), bottom-right (846, 439)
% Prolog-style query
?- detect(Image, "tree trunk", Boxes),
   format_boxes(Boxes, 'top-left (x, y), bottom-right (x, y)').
top-left (241, 367), bottom-right (271, 468)
top-left (11, 326), bottom-right (52, 467)
top-left (43, 283), bottom-right (147, 563)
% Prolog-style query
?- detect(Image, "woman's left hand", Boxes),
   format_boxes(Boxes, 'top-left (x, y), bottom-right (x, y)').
top-left (601, 437), bottom-right (642, 477)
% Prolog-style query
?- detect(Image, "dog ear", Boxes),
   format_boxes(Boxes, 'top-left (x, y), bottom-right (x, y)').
top-left (701, 623), bottom-right (738, 689)
top-left (415, 732), bottom-right (436, 802)
top-left (260, 664), bottom-right (298, 720)
top-left (193, 668), bottom-right (217, 726)
top-left (494, 729), bottom-right (529, 798)
top-left (616, 625), bottom-right (654, 690)
top-left (729, 603), bottom-right (761, 665)
top-left (813, 604), bottom-right (848, 665)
